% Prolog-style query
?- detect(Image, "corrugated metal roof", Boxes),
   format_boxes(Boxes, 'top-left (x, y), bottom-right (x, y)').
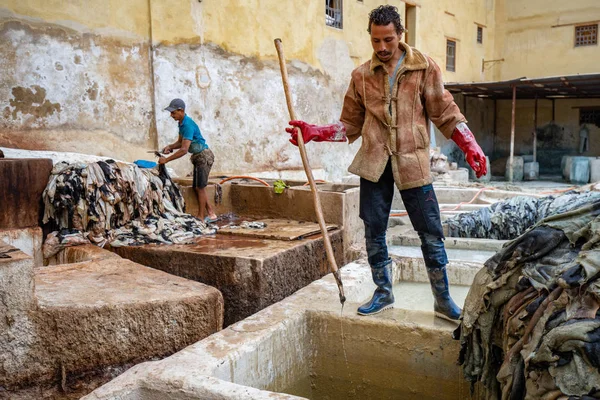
top-left (445, 73), bottom-right (600, 99)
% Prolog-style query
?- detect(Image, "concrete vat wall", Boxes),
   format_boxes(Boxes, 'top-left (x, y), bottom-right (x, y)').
top-left (0, 158), bottom-right (52, 229)
top-left (181, 182), bottom-right (363, 262)
top-left (84, 262), bottom-right (475, 400)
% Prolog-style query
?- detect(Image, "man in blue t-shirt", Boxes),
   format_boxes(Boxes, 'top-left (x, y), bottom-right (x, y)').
top-left (159, 98), bottom-right (218, 223)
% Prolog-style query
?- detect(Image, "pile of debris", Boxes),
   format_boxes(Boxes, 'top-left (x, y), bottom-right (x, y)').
top-left (446, 191), bottom-right (600, 240)
top-left (42, 160), bottom-right (214, 257)
top-left (458, 198), bottom-right (600, 399)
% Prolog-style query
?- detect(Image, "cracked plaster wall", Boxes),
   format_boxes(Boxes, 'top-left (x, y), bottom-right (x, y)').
top-left (0, 2), bottom-right (364, 181)
top-left (0, 8), bottom-right (156, 164)
top-left (154, 41), bottom-right (359, 181)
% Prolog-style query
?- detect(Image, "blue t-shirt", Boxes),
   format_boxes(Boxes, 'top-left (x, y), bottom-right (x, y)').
top-left (179, 115), bottom-right (208, 154)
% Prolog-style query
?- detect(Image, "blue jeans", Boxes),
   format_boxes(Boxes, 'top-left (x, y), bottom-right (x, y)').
top-left (359, 160), bottom-right (448, 269)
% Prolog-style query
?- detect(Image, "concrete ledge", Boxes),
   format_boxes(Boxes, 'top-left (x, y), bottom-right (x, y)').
top-left (391, 254), bottom-right (482, 286)
top-left (112, 231), bottom-right (344, 326)
top-left (391, 234), bottom-right (507, 252)
top-left (45, 243), bottom-right (122, 265)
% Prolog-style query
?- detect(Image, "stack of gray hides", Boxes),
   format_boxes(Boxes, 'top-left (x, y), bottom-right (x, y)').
top-left (458, 198), bottom-right (600, 399)
top-left (446, 191), bottom-right (600, 240)
top-left (42, 160), bottom-right (214, 256)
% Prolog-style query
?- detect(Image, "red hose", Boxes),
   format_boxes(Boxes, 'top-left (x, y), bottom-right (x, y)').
top-left (218, 176), bottom-right (270, 187)
top-left (390, 186), bottom-right (494, 217)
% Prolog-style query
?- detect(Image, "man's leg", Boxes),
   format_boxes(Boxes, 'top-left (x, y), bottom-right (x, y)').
top-left (357, 160), bottom-right (396, 316)
top-left (400, 184), bottom-right (461, 321)
top-left (193, 150), bottom-right (217, 221)
top-left (195, 187), bottom-right (207, 220)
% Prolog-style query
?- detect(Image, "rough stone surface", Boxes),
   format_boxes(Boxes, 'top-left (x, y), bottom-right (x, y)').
top-left (1, 246), bottom-right (224, 390)
top-left (112, 231), bottom-right (344, 326)
top-left (0, 158), bottom-right (52, 229)
top-left (0, 246), bottom-right (37, 389)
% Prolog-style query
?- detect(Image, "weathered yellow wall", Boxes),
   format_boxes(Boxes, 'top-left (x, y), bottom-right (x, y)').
top-left (0, 2), bottom-right (156, 163)
top-left (493, 0), bottom-right (600, 80)
top-left (0, 0), bottom-right (149, 38)
top-left (411, 0), bottom-right (496, 82)
top-left (150, 0), bottom-right (497, 81)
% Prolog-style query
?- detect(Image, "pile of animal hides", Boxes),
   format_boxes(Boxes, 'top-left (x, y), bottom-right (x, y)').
top-left (446, 191), bottom-right (600, 240)
top-left (458, 197), bottom-right (600, 399)
top-left (42, 160), bottom-right (215, 257)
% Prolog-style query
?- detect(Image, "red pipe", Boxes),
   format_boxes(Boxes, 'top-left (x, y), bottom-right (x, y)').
top-left (218, 176), bottom-right (270, 187)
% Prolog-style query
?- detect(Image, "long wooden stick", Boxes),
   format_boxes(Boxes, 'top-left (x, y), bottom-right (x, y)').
top-left (274, 38), bottom-right (345, 304)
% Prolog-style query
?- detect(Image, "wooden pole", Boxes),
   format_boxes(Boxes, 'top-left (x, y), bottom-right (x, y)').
top-left (533, 95), bottom-right (538, 163)
top-left (493, 99), bottom-right (497, 161)
top-left (274, 38), bottom-right (345, 304)
top-left (509, 85), bottom-right (516, 182)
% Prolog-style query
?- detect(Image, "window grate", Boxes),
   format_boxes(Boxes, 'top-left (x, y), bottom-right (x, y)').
top-left (446, 40), bottom-right (456, 72)
top-left (575, 24), bottom-right (598, 47)
top-left (326, 0), bottom-right (343, 29)
top-left (580, 108), bottom-right (600, 127)
top-left (477, 26), bottom-right (483, 44)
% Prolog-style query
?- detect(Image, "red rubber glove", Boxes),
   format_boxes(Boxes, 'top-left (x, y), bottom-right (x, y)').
top-left (286, 121), bottom-right (347, 146)
top-left (451, 122), bottom-right (487, 178)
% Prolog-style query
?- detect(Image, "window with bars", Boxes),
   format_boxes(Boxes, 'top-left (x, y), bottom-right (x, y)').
top-left (326, 0), bottom-right (343, 29)
top-left (575, 24), bottom-right (598, 47)
top-left (477, 26), bottom-right (483, 44)
top-left (446, 40), bottom-right (456, 72)
top-left (580, 108), bottom-right (600, 127)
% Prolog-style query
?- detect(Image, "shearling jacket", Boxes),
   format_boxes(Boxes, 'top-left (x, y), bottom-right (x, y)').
top-left (340, 42), bottom-right (465, 190)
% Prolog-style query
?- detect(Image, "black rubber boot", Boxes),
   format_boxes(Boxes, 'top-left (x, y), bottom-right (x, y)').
top-left (426, 266), bottom-right (462, 321)
top-left (357, 259), bottom-right (394, 316)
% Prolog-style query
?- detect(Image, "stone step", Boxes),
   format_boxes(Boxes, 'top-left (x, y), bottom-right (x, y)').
top-left (4, 244), bottom-right (224, 389)
top-left (388, 245), bottom-right (496, 286)
top-left (111, 230), bottom-right (345, 327)
top-left (390, 233), bottom-right (507, 252)
top-left (390, 203), bottom-right (490, 212)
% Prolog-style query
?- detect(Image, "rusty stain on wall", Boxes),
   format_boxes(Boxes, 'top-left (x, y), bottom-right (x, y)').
top-left (8, 86), bottom-right (61, 119)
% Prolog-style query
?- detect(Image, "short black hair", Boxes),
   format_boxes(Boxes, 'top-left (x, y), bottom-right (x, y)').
top-left (368, 5), bottom-right (404, 34)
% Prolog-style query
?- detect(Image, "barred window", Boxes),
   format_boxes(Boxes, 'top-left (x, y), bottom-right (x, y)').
top-left (575, 24), bottom-right (597, 47)
top-left (446, 40), bottom-right (456, 72)
top-left (477, 26), bottom-right (483, 44)
top-left (580, 108), bottom-right (600, 127)
top-left (326, 0), bottom-right (343, 29)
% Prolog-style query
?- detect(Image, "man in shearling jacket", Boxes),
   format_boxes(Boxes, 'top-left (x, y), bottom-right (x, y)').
top-left (286, 5), bottom-right (487, 321)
